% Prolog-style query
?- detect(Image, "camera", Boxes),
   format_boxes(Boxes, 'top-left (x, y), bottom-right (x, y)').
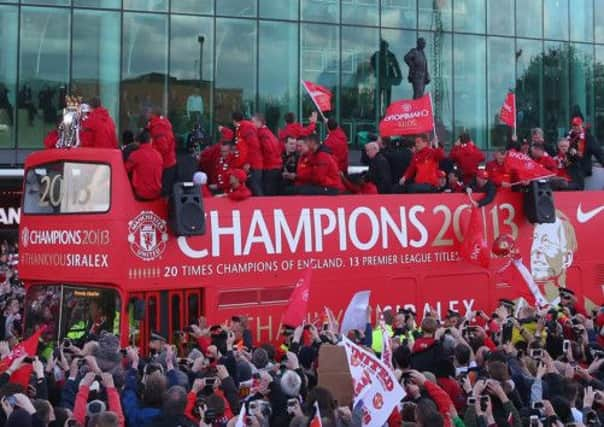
top-left (467, 396), bottom-right (476, 405)
top-left (563, 340), bottom-right (571, 353)
top-left (532, 401), bottom-right (544, 411)
top-left (529, 348), bottom-right (543, 359)
top-left (63, 338), bottom-right (72, 348)
top-left (479, 395), bottom-right (489, 412)
top-left (529, 415), bottom-right (539, 427)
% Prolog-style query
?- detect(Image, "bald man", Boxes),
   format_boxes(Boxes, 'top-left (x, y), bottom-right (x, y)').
top-left (364, 141), bottom-right (392, 194)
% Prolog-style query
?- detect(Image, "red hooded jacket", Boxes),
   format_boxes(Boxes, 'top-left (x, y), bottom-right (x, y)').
top-left (324, 127), bottom-right (349, 174)
top-left (258, 126), bottom-right (283, 170)
top-left (486, 159), bottom-right (511, 187)
top-left (449, 142), bottom-right (485, 183)
top-left (404, 147), bottom-right (445, 187)
top-left (309, 146), bottom-right (344, 191)
top-left (236, 120), bottom-right (260, 169)
top-left (148, 115), bottom-right (177, 168)
top-left (44, 129), bottom-right (59, 149)
top-left (278, 121), bottom-right (316, 143)
top-left (295, 153), bottom-right (313, 186)
top-left (199, 144), bottom-right (221, 185)
top-left (534, 153), bottom-right (557, 172)
top-left (80, 107), bottom-right (118, 149)
top-left (125, 143), bottom-right (163, 200)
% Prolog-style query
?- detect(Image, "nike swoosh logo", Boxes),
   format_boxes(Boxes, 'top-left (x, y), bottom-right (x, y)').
top-left (577, 203), bottom-right (604, 223)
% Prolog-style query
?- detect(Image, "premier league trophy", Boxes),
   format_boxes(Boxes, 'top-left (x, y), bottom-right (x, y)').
top-left (57, 95), bottom-right (87, 148)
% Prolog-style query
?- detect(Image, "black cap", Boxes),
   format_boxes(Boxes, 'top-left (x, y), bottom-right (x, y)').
top-left (559, 287), bottom-right (575, 297)
top-left (447, 309), bottom-right (460, 319)
top-left (150, 331), bottom-right (167, 342)
top-left (499, 299), bottom-right (515, 309)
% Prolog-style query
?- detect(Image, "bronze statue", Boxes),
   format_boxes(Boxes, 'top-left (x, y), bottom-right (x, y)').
top-left (404, 38), bottom-right (430, 99)
top-left (370, 39), bottom-right (402, 114)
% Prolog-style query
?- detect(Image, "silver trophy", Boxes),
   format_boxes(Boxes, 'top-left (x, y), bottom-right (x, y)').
top-left (57, 96), bottom-right (87, 148)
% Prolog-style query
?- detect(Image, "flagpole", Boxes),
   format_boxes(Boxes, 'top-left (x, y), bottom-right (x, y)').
top-left (428, 92), bottom-right (438, 146)
top-left (301, 80), bottom-right (327, 122)
top-left (512, 91), bottom-right (517, 140)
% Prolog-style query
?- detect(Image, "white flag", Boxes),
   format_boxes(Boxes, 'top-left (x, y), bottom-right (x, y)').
top-left (340, 290), bottom-right (371, 336)
top-left (340, 337), bottom-right (405, 427)
top-left (234, 403), bottom-right (247, 427)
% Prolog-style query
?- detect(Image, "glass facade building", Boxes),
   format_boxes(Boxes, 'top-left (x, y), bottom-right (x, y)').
top-left (1, 0), bottom-right (604, 165)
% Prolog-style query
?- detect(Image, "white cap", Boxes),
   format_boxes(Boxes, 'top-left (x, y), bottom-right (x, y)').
top-left (192, 171), bottom-right (208, 185)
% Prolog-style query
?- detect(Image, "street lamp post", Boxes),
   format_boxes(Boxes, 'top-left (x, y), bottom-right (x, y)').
top-left (197, 35), bottom-right (205, 84)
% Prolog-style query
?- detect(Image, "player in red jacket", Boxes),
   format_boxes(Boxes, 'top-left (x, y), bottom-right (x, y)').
top-left (448, 132), bottom-right (485, 184)
top-left (252, 113), bottom-right (283, 196)
top-left (530, 142), bottom-right (557, 172)
top-left (79, 97), bottom-right (118, 149)
top-left (124, 130), bottom-right (163, 200)
top-left (486, 149), bottom-right (512, 188)
top-left (147, 109), bottom-right (177, 196)
top-left (278, 111), bottom-right (318, 145)
top-left (396, 134), bottom-right (445, 193)
top-left (290, 134), bottom-right (343, 195)
top-left (225, 168), bottom-right (251, 201)
top-left (232, 111), bottom-right (264, 195)
top-left (323, 118), bottom-right (349, 174)
top-left (43, 128), bottom-right (59, 149)
top-left (199, 126), bottom-right (235, 185)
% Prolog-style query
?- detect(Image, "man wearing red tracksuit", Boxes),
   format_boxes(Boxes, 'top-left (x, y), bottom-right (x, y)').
top-left (278, 111), bottom-right (318, 147)
top-left (147, 109), bottom-right (177, 196)
top-left (396, 134), bottom-right (445, 193)
top-left (253, 113), bottom-right (283, 196)
top-left (79, 97), bottom-right (118, 149)
top-left (233, 112), bottom-right (263, 195)
top-left (291, 134), bottom-right (343, 195)
top-left (530, 142), bottom-right (557, 172)
top-left (486, 149), bottom-right (512, 188)
top-left (124, 130), bottom-right (163, 200)
top-left (199, 127), bottom-right (234, 186)
top-left (448, 133), bottom-right (485, 184)
top-left (323, 118), bottom-right (349, 174)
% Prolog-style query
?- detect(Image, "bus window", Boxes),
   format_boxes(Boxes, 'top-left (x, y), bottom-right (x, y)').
top-left (23, 162), bottom-right (110, 214)
top-left (171, 294), bottom-right (181, 336)
top-left (148, 296), bottom-right (158, 336)
top-left (25, 284), bottom-right (120, 345)
top-left (187, 293), bottom-right (199, 325)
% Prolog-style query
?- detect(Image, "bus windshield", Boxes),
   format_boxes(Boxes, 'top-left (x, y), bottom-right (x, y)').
top-left (23, 162), bottom-right (111, 214)
top-left (24, 284), bottom-right (120, 344)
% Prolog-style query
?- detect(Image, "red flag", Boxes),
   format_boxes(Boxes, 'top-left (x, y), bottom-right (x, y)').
top-left (310, 402), bottom-right (323, 427)
top-left (496, 258), bottom-right (548, 308)
top-left (379, 94), bottom-right (434, 137)
top-left (0, 326), bottom-right (46, 386)
top-left (459, 206), bottom-right (490, 268)
top-left (282, 268), bottom-right (312, 327)
top-left (500, 92), bottom-right (516, 128)
top-left (302, 81), bottom-right (332, 112)
top-left (504, 150), bottom-right (555, 183)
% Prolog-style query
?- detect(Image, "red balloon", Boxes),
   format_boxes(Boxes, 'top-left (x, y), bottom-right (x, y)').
top-left (492, 234), bottom-right (516, 257)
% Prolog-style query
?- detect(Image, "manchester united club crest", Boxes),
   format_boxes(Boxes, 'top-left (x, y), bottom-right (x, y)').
top-left (372, 392), bottom-right (384, 410)
top-left (128, 211), bottom-right (169, 262)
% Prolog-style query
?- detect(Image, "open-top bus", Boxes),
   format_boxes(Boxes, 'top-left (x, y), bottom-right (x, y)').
top-left (18, 147), bottom-right (604, 350)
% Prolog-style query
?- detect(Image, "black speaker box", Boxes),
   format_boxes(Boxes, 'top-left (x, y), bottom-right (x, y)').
top-left (169, 182), bottom-right (206, 236)
top-left (523, 180), bottom-right (555, 224)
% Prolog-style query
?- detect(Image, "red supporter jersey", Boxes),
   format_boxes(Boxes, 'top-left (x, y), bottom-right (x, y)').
top-left (310, 148), bottom-right (344, 191)
top-left (534, 153), bottom-right (558, 172)
top-left (295, 153), bottom-right (313, 186)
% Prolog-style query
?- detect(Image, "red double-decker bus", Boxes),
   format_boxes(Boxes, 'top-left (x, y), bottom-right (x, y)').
top-left (18, 148), bottom-right (604, 349)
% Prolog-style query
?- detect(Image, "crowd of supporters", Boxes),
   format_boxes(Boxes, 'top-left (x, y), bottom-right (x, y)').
top-left (43, 97), bottom-right (603, 202)
top-left (3, 272), bottom-right (604, 427)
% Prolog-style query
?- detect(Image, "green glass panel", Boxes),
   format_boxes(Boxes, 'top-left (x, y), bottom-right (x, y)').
top-left (0, 5), bottom-right (17, 148)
